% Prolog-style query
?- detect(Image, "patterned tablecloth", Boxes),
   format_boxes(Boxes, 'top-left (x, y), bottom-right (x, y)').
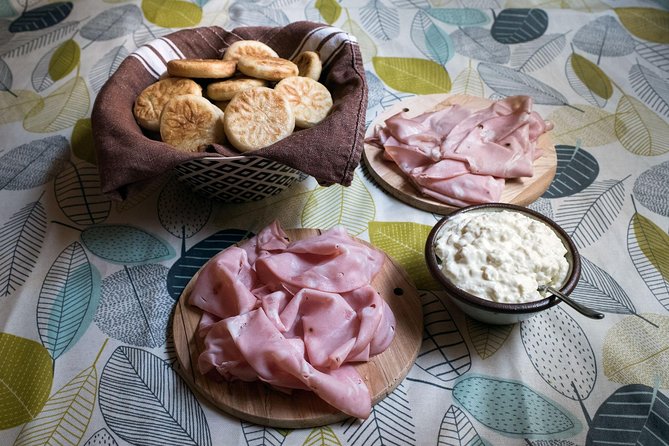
top-left (1, 1), bottom-right (668, 445)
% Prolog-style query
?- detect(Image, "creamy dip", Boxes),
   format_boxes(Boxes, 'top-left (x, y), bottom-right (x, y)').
top-left (434, 210), bottom-right (569, 304)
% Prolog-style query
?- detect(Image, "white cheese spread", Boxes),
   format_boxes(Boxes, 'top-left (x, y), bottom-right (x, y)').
top-left (434, 210), bottom-right (569, 304)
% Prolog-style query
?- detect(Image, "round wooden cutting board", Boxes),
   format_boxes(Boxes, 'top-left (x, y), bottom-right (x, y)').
top-left (363, 94), bottom-right (557, 214)
top-left (172, 228), bottom-right (424, 428)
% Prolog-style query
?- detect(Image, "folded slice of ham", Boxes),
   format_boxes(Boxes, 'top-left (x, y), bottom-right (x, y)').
top-left (191, 221), bottom-right (395, 419)
top-left (255, 226), bottom-right (386, 293)
top-left (189, 246), bottom-right (259, 320)
top-left (368, 95), bottom-right (552, 206)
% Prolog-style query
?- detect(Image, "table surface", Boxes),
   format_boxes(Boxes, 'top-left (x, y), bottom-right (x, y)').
top-left (1, 1), bottom-right (668, 445)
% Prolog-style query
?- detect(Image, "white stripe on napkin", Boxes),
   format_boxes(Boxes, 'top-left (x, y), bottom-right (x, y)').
top-left (289, 26), bottom-right (358, 67)
top-left (130, 37), bottom-right (185, 79)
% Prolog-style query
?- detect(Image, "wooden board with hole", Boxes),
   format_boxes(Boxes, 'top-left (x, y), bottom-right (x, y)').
top-left (363, 94), bottom-right (557, 215)
top-left (172, 228), bottom-right (423, 428)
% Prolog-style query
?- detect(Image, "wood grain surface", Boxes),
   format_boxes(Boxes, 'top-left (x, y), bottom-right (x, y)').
top-left (172, 228), bottom-right (424, 428)
top-left (363, 94), bottom-right (557, 214)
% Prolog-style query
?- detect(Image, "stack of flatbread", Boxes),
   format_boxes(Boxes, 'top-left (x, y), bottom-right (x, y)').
top-left (133, 40), bottom-right (333, 154)
top-left (92, 22), bottom-right (368, 201)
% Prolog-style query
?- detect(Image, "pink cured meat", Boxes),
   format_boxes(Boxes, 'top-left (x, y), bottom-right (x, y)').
top-left (368, 95), bottom-right (552, 205)
top-left (189, 247), bottom-right (259, 320)
top-left (191, 221), bottom-right (395, 419)
top-left (255, 226), bottom-right (386, 293)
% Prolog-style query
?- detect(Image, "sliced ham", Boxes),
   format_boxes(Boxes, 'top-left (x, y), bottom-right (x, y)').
top-left (255, 226), bottom-right (385, 293)
top-left (367, 95), bottom-right (552, 206)
top-left (191, 221), bottom-right (395, 419)
top-left (189, 247), bottom-right (259, 320)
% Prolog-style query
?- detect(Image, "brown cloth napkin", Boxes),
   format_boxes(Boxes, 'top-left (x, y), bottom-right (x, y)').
top-left (92, 21), bottom-right (368, 200)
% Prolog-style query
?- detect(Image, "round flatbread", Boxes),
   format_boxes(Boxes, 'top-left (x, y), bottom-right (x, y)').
top-left (274, 76), bottom-right (333, 128)
top-left (293, 51), bottom-right (322, 80)
top-left (223, 40), bottom-right (279, 61)
top-left (160, 94), bottom-right (226, 153)
top-left (134, 77), bottom-right (202, 131)
top-left (166, 59), bottom-right (237, 79)
top-left (236, 56), bottom-right (298, 81)
top-left (224, 87), bottom-right (295, 152)
top-left (206, 77), bottom-right (268, 101)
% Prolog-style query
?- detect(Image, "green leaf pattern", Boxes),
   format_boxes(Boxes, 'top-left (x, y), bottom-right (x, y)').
top-left (1, 2), bottom-right (668, 445)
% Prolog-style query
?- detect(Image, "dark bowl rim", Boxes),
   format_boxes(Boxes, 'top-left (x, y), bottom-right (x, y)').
top-left (425, 203), bottom-right (581, 315)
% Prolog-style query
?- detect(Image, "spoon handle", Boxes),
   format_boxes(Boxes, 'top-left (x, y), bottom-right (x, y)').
top-left (541, 286), bottom-right (605, 320)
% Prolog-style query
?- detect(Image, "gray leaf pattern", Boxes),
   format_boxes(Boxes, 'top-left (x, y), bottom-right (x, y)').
top-left (157, 178), bottom-right (212, 240)
top-left (0, 135), bottom-right (70, 190)
top-left (439, 405), bottom-right (484, 446)
top-left (554, 178), bottom-right (627, 249)
top-left (633, 160), bottom-right (669, 217)
top-left (635, 41), bottom-right (669, 73)
top-left (629, 63), bottom-right (669, 118)
top-left (510, 33), bottom-right (567, 73)
top-left (133, 22), bottom-right (175, 49)
top-left (94, 264), bottom-right (173, 347)
top-left (414, 291), bottom-right (471, 383)
top-left (0, 195), bottom-right (46, 297)
top-left (80, 5), bottom-right (143, 41)
top-left (89, 45), bottom-right (128, 94)
top-left (241, 422), bottom-right (287, 446)
top-left (478, 62), bottom-right (570, 106)
top-left (451, 27), bottom-right (510, 64)
top-left (360, 0), bottom-right (400, 41)
top-left (521, 305), bottom-right (597, 400)
top-left (0, 56), bottom-right (11, 91)
top-left (99, 346), bottom-right (211, 446)
top-left (341, 382), bottom-right (415, 445)
top-left (83, 428), bottom-right (119, 446)
top-left (572, 255), bottom-right (637, 315)
top-left (30, 47), bottom-right (54, 92)
top-left (572, 16), bottom-right (635, 64)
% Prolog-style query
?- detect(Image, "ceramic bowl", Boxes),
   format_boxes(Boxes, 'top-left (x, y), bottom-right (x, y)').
top-left (425, 203), bottom-right (581, 324)
top-left (174, 155), bottom-right (307, 202)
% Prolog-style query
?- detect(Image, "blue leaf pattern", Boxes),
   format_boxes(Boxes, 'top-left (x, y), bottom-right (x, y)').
top-left (37, 241), bottom-right (101, 360)
top-left (81, 224), bottom-right (175, 264)
top-left (426, 8), bottom-right (488, 26)
top-left (410, 10), bottom-right (453, 65)
top-left (491, 9), bottom-right (548, 44)
top-left (453, 375), bottom-right (582, 437)
top-left (9, 2), bottom-right (72, 32)
top-left (543, 144), bottom-right (599, 199)
top-left (586, 384), bottom-right (669, 445)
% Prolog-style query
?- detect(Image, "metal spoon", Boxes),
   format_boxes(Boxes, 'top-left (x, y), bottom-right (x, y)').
top-left (538, 285), bottom-right (605, 320)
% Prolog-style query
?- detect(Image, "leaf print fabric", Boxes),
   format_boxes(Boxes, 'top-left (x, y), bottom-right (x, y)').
top-left (0, 333), bottom-right (53, 429)
top-left (95, 264), bottom-right (173, 347)
top-left (1, 1), bottom-right (668, 445)
top-left (99, 346), bottom-right (211, 446)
